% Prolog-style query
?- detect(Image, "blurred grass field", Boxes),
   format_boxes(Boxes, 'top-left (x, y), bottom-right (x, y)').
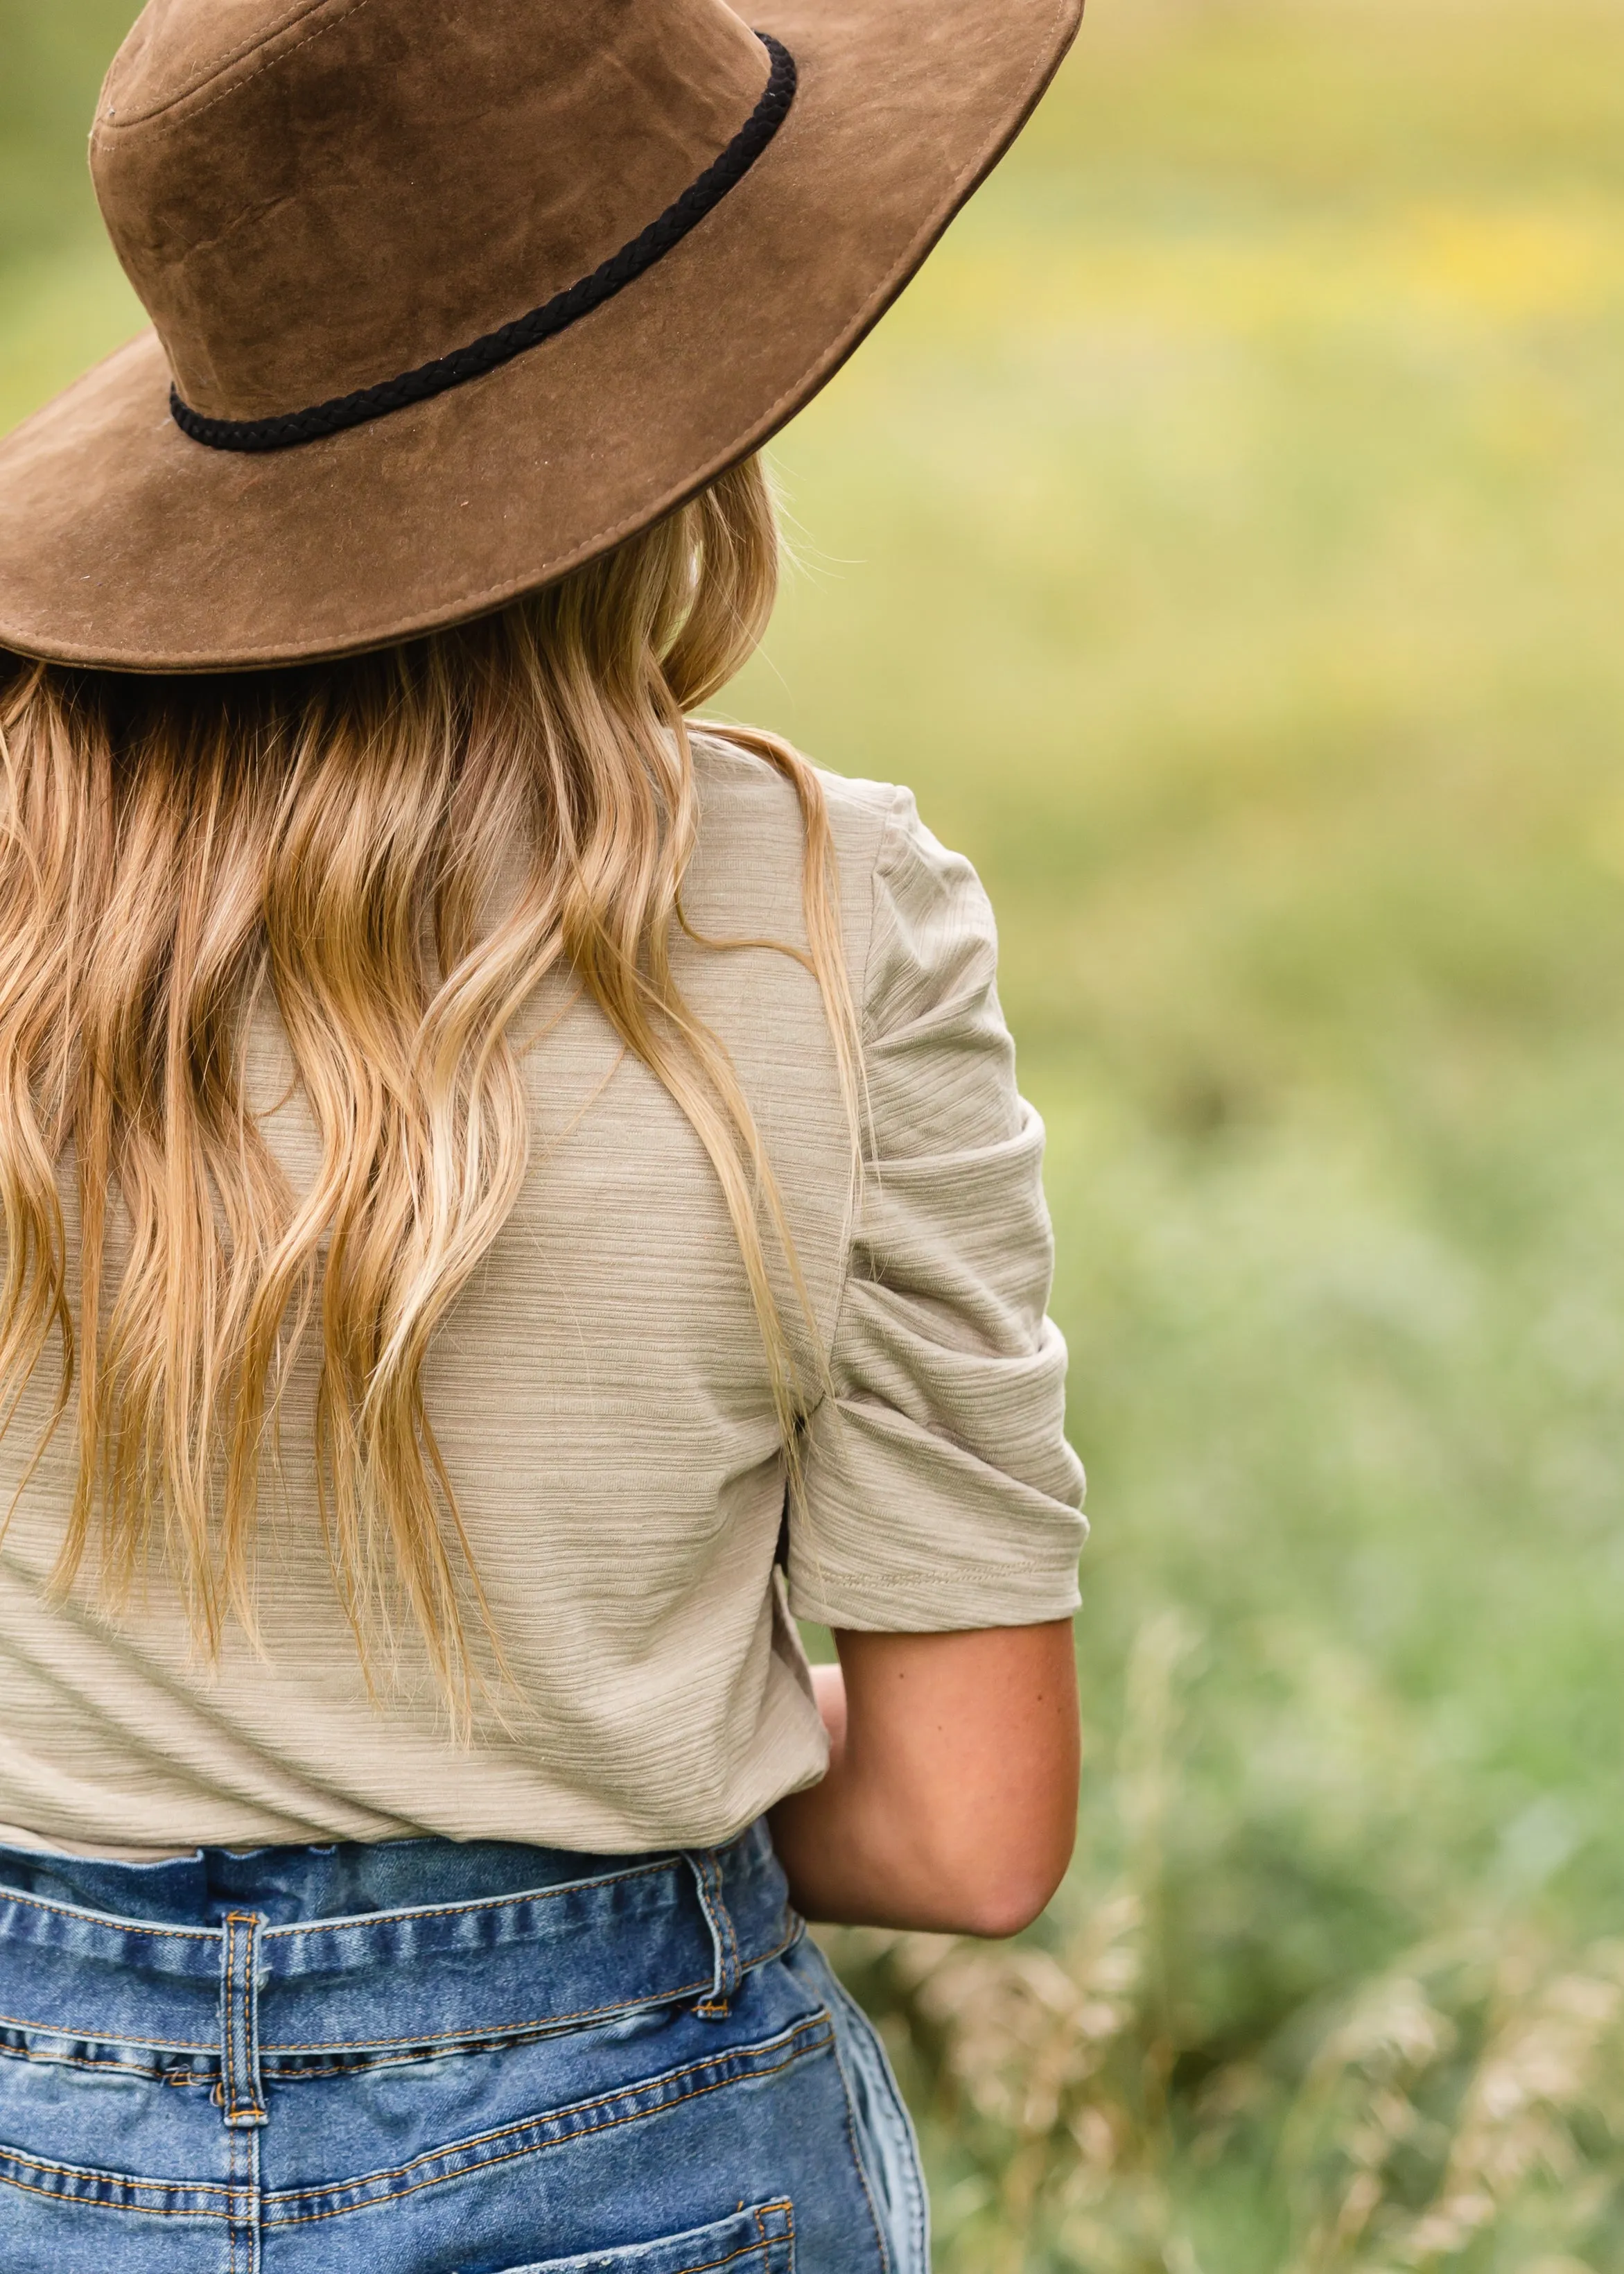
top-left (8, 0), bottom-right (1624, 2264)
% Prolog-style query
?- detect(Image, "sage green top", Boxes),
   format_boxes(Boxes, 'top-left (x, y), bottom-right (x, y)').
top-left (0, 740), bottom-right (1085, 1859)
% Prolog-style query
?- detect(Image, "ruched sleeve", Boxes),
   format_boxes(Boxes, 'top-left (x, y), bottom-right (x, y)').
top-left (789, 788), bottom-right (1088, 1631)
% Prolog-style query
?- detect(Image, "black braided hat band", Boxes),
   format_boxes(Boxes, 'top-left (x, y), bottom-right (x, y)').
top-left (169, 33), bottom-right (797, 455)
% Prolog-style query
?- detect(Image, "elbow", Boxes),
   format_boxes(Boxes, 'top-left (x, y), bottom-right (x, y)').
top-left (925, 1804), bottom-right (1077, 1939)
top-left (947, 1850), bottom-right (1072, 1941)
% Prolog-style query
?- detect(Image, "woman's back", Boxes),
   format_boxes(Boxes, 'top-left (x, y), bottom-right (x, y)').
top-left (0, 0), bottom-right (1088, 2257)
top-left (0, 736), bottom-right (1081, 1856)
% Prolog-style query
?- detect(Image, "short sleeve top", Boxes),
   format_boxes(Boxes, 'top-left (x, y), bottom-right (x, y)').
top-left (791, 780), bottom-right (1085, 1629)
top-left (0, 737), bottom-right (1086, 1858)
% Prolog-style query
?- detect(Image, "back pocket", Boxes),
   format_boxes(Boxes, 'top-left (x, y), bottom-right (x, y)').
top-left (492, 2198), bottom-right (793, 2273)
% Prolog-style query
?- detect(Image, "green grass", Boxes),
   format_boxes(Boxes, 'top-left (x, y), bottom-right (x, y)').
top-left (0, 0), bottom-right (143, 273)
top-left (8, 0), bottom-right (1624, 2262)
top-left (738, 2), bottom-right (1624, 2260)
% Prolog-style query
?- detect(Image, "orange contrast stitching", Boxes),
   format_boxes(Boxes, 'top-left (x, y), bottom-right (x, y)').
top-left (258, 1920), bottom-right (797, 2055)
top-left (271, 2049), bottom-right (819, 2228)
top-left (0, 1889), bottom-right (214, 1942)
top-left (0, 2004), bottom-right (213, 2054)
top-left (826, 1991), bottom-right (891, 2272)
top-left (0, 1918), bottom-right (793, 2076)
top-left (0, 2141), bottom-right (234, 2200)
top-left (263, 2022), bottom-right (830, 2228)
top-left (225, 1910), bottom-right (267, 2125)
top-left (0, 2173), bottom-right (220, 2219)
top-left (265, 1854), bottom-right (678, 1941)
top-left (0, 2036), bottom-right (211, 2083)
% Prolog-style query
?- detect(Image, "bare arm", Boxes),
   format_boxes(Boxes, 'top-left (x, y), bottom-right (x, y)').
top-left (767, 1621), bottom-right (1080, 1938)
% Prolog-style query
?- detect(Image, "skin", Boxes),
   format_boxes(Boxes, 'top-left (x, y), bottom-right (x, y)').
top-left (767, 1622), bottom-right (1081, 1938)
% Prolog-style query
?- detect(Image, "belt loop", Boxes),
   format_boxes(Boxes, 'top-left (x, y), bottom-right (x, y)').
top-left (685, 1848), bottom-right (742, 2020)
top-left (220, 1910), bottom-right (268, 2128)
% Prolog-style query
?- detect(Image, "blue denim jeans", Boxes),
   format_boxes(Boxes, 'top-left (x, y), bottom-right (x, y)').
top-left (0, 1820), bottom-right (928, 2272)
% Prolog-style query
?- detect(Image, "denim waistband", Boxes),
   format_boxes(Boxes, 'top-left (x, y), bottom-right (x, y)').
top-left (0, 1821), bottom-right (794, 2113)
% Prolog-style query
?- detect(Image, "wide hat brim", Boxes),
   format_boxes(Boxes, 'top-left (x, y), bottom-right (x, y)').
top-left (0, 0), bottom-right (1082, 673)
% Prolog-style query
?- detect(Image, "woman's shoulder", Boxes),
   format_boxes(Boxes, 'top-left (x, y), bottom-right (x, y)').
top-left (691, 729), bottom-right (978, 903)
top-left (692, 726), bottom-right (900, 844)
top-left (690, 729), bottom-right (993, 1012)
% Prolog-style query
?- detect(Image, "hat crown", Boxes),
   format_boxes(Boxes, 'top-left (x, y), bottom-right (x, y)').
top-left (91, 0), bottom-right (771, 423)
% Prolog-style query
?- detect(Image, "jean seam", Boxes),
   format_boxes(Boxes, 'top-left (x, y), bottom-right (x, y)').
top-left (0, 2006), bottom-right (215, 2052)
top-left (0, 1919), bottom-right (797, 2081)
top-left (824, 1997), bottom-right (893, 2274)
top-left (0, 2063), bottom-right (816, 2226)
top-left (222, 1911), bottom-right (267, 2127)
top-left (0, 1845), bottom-right (744, 1947)
top-left (268, 2060), bottom-right (820, 2232)
top-left (226, 2121), bottom-right (258, 2274)
top-left (266, 2015), bottom-right (827, 2203)
top-left (0, 2142), bottom-right (236, 2196)
top-left (0, 2171), bottom-right (223, 2219)
top-left (719, 1865), bottom-right (742, 1985)
top-left (0, 2110), bottom-right (805, 2237)
top-left (750, 2196), bottom-right (795, 2272)
top-left (261, 2018), bottom-right (834, 2228)
top-left (0, 1891), bottom-right (215, 1943)
top-left (256, 1919), bottom-right (799, 2056)
top-left (0, 2038), bottom-right (213, 2082)
top-left (692, 1848), bottom-right (744, 2017)
top-left (227, 2125), bottom-right (238, 2274)
top-left (823, 1969), bottom-right (929, 2274)
top-left (262, 1852), bottom-right (683, 1941)
top-left (674, 2223), bottom-right (794, 2274)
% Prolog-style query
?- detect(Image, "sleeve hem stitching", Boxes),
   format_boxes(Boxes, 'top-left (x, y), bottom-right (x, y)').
top-left (790, 1561), bottom-right (1077, 1588)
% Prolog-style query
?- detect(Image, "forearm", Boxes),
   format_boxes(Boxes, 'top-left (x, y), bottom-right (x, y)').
top-left (770, 1697), bottom-right (983, 1932)
top-left (768, 1624), bottom-right (1081, 1937)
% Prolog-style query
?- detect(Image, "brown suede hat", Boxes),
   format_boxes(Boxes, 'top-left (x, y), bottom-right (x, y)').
top-left (0, 0), bottom-right (1083, 673)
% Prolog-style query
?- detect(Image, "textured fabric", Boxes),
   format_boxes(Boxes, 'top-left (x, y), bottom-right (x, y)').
top-left (0, 743), bottom-right (1085, 1858)
top-left (0, 1822), bottom-right (929, 2272)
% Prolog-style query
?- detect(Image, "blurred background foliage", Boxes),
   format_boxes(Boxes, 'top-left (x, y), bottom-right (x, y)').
top-left (7, 0), bottom-right (1624, 2264)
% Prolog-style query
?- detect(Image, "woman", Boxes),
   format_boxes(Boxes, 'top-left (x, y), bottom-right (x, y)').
top-left (0, 0), bottom-right (1088, 2264)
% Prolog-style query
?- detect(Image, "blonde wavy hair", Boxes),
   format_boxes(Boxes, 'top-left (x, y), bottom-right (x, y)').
top-left (0, 454), bottom-right (856, 1721)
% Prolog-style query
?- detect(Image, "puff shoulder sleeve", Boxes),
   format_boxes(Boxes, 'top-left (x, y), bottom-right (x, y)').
top-left (789, 788), bottom-right (1088, 1631)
